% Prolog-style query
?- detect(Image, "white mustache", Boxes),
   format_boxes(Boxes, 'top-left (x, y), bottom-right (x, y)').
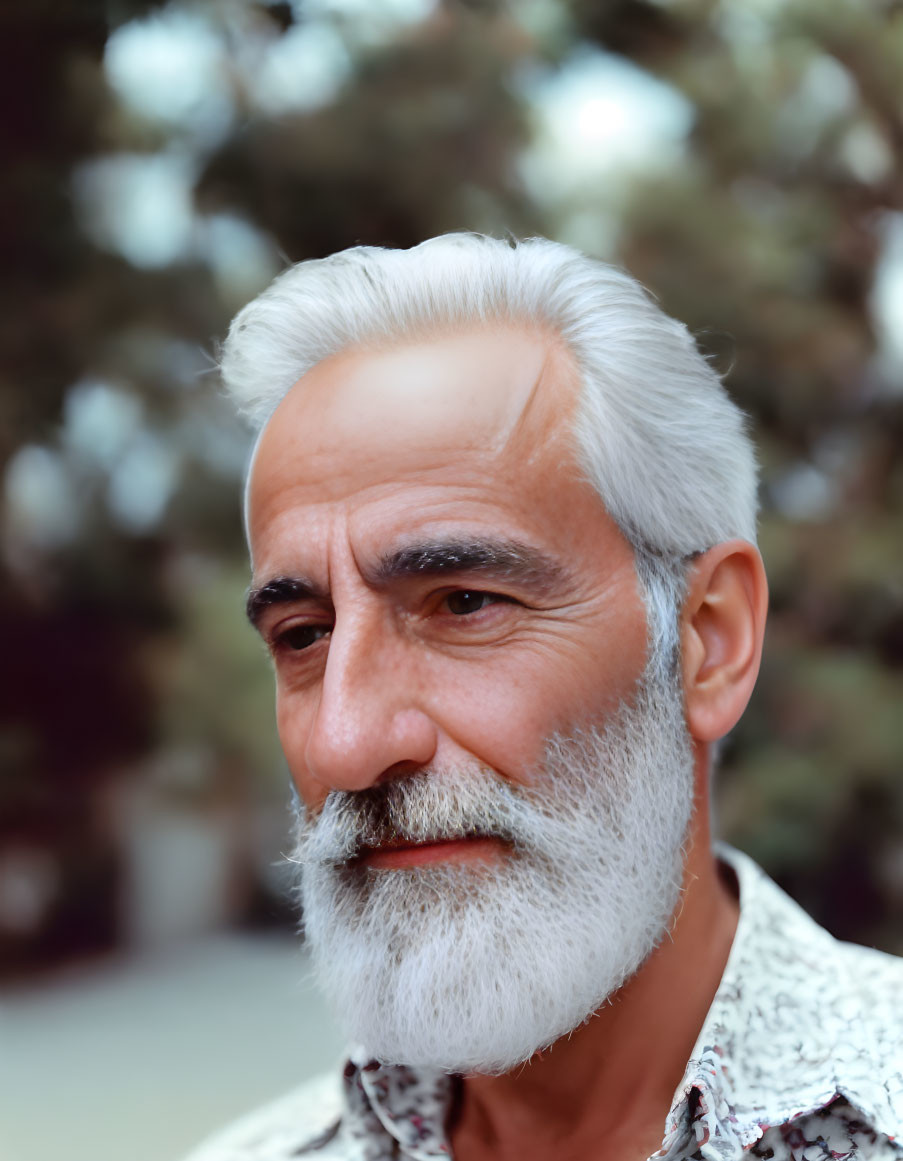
top-left (293, 743), bottom-right (617, 871)
top-left (294, 773), bottom-right (524, 866)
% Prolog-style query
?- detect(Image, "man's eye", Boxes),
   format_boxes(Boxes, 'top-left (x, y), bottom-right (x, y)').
top-left (444, 591), bottom-right (502, 616)
top-left (276, 624), bottom-right (331, 651)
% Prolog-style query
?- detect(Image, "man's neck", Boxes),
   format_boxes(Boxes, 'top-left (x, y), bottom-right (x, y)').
top-left (449, 839), bottom-right (739, 1161)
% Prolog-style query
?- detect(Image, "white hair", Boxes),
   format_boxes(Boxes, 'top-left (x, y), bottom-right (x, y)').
top-left (223, 232), bottom-right (758, 558)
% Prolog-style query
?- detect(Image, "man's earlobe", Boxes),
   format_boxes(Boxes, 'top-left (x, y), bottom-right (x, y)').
top-left (681, 540), bottom-right (768, 743)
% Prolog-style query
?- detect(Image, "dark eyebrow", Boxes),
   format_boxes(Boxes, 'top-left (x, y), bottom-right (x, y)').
top-left (246, 575), bottom-right (324, 630)
top-left (370, 536), bottom-right (567, 593)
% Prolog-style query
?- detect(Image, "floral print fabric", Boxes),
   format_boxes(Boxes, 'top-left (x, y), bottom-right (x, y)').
top-left (186, 847), bottom-right (903, 1161)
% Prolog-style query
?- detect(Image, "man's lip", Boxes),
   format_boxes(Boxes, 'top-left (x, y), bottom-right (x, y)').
top-left (353, 835), bottom-right (506, 870)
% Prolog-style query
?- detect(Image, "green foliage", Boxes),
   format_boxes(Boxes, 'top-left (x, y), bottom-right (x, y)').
top-left (154, 561), bottom-right (285, 789)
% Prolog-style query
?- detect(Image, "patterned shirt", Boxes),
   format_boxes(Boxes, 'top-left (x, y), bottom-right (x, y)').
top-left (185, 848), bottom-right (903, 1161)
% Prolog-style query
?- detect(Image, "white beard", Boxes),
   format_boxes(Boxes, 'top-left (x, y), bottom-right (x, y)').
top-left (290, 662), bottom-right (694, 1076)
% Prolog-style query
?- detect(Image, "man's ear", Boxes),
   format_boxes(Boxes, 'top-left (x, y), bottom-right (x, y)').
top-left (681, 540), bottom-right (768, 743)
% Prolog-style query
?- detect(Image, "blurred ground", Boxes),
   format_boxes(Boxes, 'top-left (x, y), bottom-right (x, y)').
top-left (0, 934), bottom-right (344, 1161)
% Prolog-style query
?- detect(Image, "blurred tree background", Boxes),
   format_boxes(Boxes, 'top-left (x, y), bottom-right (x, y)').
top-left (1, 0), bottom-right (901, 982)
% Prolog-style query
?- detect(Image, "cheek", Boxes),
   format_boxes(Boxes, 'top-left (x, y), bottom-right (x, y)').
top-left (431, 665), bottom-right (550, 780)
top-left (426, 633), bottom-right (647, 786)
top-left (274, 690), bottom-right (319, 806)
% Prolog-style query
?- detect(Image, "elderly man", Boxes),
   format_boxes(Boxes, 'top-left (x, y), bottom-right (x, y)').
top-left (189, 235), bottom-right (902, 1161)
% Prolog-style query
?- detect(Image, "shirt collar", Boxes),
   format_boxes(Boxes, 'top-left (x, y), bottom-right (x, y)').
top-left (343, 1050), bottom-right (456, 1160)
top-left (663, 845), bottom-right (903, 1160)
top-left (340, 846), bottom-right (903, 1159)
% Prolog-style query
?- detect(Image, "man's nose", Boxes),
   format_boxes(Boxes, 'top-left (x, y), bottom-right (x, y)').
top-left (301, 612), bottom-right (438, 794)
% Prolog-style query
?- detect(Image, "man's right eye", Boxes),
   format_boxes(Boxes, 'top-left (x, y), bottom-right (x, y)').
top-left (274, 624), bottom-right (331, 652)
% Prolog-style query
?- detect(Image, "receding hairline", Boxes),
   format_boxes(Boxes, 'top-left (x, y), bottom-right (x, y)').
top-left (242, 319), bottom-right (584, 550)
top-left (266, 315), bottom-right (577, 399)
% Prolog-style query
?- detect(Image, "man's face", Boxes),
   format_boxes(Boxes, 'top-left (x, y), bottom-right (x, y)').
top-left (246, 326), bottom-right (695, 1072)
top-left (246, 326), bottom-right (651, 831)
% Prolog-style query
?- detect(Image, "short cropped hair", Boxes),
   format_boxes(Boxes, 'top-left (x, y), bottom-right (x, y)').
top-left (222, 233), bottom-right (758, 557)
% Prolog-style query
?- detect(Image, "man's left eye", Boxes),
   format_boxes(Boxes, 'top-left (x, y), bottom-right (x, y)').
top-left (444, 590), bottom-right (503, 616)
